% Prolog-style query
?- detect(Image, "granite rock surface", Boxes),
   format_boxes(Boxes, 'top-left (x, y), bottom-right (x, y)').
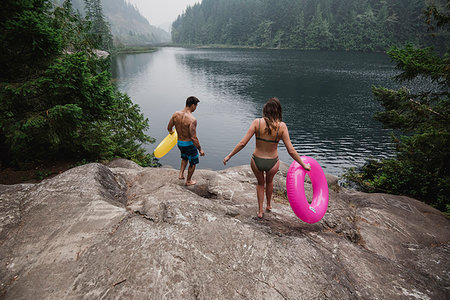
top-left (0, 159), bottom-right (448, 299)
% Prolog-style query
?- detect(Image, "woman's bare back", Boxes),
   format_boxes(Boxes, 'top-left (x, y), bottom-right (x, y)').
top-left (253, 118), bottom-right (283, 159)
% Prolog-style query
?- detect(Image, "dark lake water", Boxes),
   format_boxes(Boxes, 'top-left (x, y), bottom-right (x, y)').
top-left (112, 47), bottom-right (400, 176)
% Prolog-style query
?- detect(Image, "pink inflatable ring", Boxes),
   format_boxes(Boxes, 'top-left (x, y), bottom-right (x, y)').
top-left (286, 156), bottom-right (329, 224)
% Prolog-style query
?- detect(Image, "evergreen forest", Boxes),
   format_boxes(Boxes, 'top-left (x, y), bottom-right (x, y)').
top-left (172, 0), bottom-right (448, 51)
top-left (0, 0), bottom-right (157, 169)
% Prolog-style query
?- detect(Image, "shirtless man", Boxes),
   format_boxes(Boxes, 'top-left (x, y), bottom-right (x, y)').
top-left (167, 96), bottom-right (205, 186)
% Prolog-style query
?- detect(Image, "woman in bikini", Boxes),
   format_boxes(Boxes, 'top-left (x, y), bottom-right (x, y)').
top-left (223, 97), bottom-right (311, 218)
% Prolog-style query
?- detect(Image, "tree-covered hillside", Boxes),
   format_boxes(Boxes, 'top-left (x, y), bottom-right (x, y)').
top-left (172, 0), bottom-right (448, 51)
top-left (70, 0), bottom-right (170, 45)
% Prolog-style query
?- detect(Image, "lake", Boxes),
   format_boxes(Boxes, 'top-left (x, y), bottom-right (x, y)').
top-left (111, 47), bottom-right (399, 176)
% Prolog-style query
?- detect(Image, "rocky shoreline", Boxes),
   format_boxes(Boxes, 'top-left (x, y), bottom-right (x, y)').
top-left (0, 159), bottom-right (448, 299)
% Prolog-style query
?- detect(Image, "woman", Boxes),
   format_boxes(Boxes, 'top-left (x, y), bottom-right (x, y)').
top-left (223, 97), bottom-right (311, 218)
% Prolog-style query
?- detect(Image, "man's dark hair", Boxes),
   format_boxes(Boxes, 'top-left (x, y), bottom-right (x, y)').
top-left (186, 96), bottom-right (200, 107)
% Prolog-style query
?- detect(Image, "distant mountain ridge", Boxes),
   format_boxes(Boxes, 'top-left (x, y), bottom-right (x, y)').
top-left (69, 0), bottom-right (171, 45)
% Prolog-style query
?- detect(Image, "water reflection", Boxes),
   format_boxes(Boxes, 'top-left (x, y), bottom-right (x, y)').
top-left (112, 47), bottom-right (400, 175)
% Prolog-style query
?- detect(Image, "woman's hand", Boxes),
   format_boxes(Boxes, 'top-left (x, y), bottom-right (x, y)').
top-left (303, 163), bottom-right (311, 171)
top-left (223, 155), bottom-right (230, 165)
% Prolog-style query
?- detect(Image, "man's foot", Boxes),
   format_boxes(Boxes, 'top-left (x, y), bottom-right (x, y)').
top-left (185, 180), bottom-right (196, 186)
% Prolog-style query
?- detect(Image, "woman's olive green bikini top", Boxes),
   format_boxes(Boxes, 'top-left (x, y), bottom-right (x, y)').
top-left (256, 118), bottom-right (280, 143)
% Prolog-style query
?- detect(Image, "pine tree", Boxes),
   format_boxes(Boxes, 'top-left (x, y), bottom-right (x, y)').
top-left (344, 5), bottom-right (449, 213)
top-left (83, 0), bottom-right (112, 51)
top-left (288, 11), bottom-right (306, 49)
top-left (0, 0), bottom-right (63, 80)
top-left (306, 4), bottom-right (332, 50)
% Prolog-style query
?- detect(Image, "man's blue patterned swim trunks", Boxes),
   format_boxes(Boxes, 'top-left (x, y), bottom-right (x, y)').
top-left (177, 140), bottom-right (199, 166)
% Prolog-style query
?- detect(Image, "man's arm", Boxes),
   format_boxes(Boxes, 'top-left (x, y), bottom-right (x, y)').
top-left (189, 119), bottom-right (205, 155)
top-left (189, 119), bottom-right (201, 149)
top-left (167, 114), bottom-right (175, 133)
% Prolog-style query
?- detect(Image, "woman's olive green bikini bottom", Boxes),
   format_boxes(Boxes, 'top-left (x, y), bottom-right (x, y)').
top-left (252, 154), bottom-right (279, 172)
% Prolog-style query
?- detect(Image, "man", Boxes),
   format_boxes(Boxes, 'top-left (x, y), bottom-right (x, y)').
top-left (167, 96), bottom-right (205, 186)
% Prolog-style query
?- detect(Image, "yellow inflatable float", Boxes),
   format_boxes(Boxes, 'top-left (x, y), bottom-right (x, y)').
top-left (153, 130), bottom-right (178, 158)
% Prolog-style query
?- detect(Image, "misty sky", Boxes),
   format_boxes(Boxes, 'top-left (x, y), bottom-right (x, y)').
top-left (126, 0), bottom-right (200, 27)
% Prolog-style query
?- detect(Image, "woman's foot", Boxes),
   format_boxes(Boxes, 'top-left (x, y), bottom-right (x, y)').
top-left (266, 204), bottom-right (272, 212)
top-left (178, 176), bottom-right (185, 180)
top-left (185, 180), bottom-right (196, 186)
top-left (257, 211), bottom-right (264, 219)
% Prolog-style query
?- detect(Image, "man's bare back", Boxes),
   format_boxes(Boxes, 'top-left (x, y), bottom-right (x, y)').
top-left (168, 108), bottom-right (202, 151)
top-left (171, 110), bottom-right (197, 141)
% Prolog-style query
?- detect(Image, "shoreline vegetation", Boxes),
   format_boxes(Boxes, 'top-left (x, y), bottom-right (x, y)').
top-left (0, 160), bottom-right (79, 185)
top-left (113, 45), bottom-right (158, 55)
top-left (166, 43), bottom-right (388, 53)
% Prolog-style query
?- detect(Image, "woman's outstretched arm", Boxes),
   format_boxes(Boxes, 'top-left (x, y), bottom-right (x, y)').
top-left (281, 123), bottom-right (311, 171)
top-left (223, 119), bottom-right (257, 165)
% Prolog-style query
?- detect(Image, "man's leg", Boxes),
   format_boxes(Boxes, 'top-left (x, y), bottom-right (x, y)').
top-left (179, 159), bottom-right (188, 180)
top-left (185, 163), bottom-right (196, 186)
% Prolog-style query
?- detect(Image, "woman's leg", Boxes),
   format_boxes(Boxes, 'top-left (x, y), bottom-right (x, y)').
top-left (250, 158), bottom-right (265, 218)
top-left (265, 160), bottom-right (280, 211)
